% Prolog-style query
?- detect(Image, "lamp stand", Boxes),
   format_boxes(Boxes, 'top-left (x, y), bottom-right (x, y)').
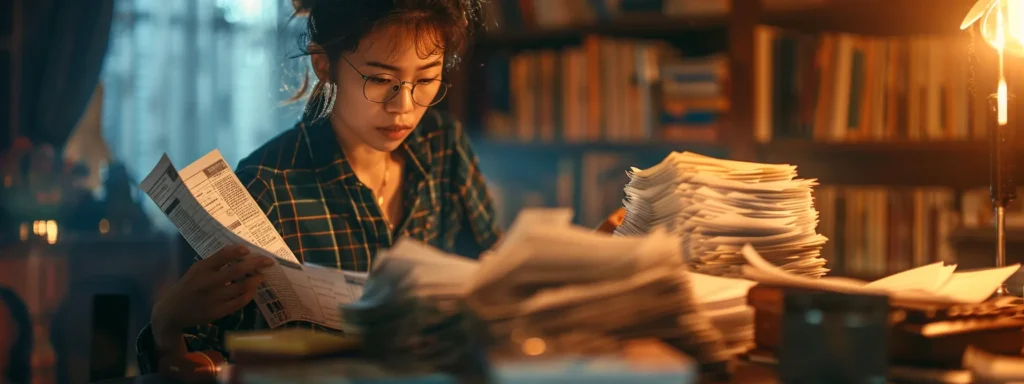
top-left (991, 115), bottom-right (1016, 297)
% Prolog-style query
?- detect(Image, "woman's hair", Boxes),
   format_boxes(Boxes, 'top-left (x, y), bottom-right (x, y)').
top-left (288, 0), bottom-right (485, 112)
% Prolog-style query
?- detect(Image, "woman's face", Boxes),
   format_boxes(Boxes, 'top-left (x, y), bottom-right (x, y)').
top-left (317, 26), bottom-right (446, 152)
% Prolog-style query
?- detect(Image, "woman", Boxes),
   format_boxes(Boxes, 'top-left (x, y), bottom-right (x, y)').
top-left (135, 0), bottom-right (501, 374)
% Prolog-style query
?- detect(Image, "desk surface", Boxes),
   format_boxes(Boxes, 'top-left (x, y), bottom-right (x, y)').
top-left (89, 362), bottom-right (777, 384)
top-left (90, 375), bottom-right (182, 384)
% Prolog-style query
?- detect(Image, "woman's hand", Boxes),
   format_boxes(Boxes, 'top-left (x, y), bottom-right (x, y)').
top-left (596, 208), bottom-right (627, 234)
top-left (150, 245), bottom-right (274, 346)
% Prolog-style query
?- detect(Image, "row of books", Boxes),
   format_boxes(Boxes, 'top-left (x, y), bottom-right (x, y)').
top-left (482, 36), bottom-right (727, 143)
top-left (481, 0), bottom-right (729, 32)
top-left (754, 28), bottom-right (990, 143)
top-left (815, 187), bottom-right (958, 279)
top-left (480, 0), bottom-right (836, 32)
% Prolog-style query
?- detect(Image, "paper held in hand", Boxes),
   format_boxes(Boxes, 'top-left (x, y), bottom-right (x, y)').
top-left (740, 244), bottom-right (1020, 305)
top-left (139, 149), bottom-right (366, 332)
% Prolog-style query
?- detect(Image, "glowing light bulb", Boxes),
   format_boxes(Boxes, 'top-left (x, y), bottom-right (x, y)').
top-left (979, 0), bottom-right (1024, 56)
top-left (963, 0), bottom-right (1024, 126)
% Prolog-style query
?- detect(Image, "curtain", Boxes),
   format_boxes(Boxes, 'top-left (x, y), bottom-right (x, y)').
top-left (100, 0), bottom-right (306, 229)
top-left (19, 0), bottom-right (114, 148)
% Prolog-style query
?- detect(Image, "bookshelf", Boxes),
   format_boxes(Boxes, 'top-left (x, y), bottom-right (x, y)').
top-left (449, 0), bottom-right (1003, 276)
top-left (473, 140), bottom-right (726, 157)
top-left (452, 0), bottom-right (986, 181)
top-left (759, 0), bottom-right (976, 36)
top-left (758, 141), bottom-right (997, 188)
top-left (474, 14), bottom-right (730, 47)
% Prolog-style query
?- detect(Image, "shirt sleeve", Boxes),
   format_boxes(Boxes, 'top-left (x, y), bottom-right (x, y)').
top-left (135, 168), bottom-right (277, 374)
top-left (450, 120), bottom-right (502, 251)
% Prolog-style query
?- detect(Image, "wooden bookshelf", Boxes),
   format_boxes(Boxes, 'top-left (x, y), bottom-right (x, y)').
top-left (760, 0), bottom-right (977, 36)
top-left (473, 0), bottom-right (979, 45)
top-left (473, 139), bottom-right (728, 158)
top-left (758, 141), bottom-right (1008, 189)
top-left (476, 14), bottom-right (729, 47)
top-left (452, 0), bottom-right (1002, 240)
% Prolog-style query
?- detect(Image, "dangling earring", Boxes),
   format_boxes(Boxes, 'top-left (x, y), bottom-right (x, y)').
top-left (317, 82), bottom-right (337, 121)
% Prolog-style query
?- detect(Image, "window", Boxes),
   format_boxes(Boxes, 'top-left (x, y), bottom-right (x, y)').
top-left (101, 0), bottom-right (305, 229)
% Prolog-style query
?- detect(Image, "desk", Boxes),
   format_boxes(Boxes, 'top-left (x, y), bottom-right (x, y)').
top-left (89, 361), bottom-right (778, 384)
top-left (90, 375), bottom-right (182, 384)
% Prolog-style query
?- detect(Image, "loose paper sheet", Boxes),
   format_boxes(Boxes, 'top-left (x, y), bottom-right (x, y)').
top-left (740, 244), bottom-right (1020, 305)
top-left (140, 149), bottom-right (365, 331)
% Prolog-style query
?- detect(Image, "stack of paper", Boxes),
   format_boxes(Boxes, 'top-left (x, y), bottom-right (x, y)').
top-left (614, 151), bottom-right (829, 278)
top-left (373, 239), bottom-right (480, 299)
top-left (740, 244), bottom-right (1021, 305)
top-left (467, 209), bottom-right (730, 365)
top-left (340, 240), bottom-right (484, 373)
top-left (689, 272), bottom-right (757, 356)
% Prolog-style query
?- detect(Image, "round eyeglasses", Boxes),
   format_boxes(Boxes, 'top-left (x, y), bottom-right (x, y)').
top-left (341, 56), bottom-right (451, 107)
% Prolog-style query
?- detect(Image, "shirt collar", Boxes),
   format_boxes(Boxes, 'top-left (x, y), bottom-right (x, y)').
top-left (301, 117), bottom-right (432, 188)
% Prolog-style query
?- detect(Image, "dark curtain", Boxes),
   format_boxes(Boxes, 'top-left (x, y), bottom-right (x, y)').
top-left (0, 286), bottom-right (32, 384)
top-left (19, 0), bottom-right (114, 148)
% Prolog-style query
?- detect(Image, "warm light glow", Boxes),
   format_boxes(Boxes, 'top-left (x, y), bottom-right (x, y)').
top-left (999, 79), bottom-right (1009, 124)
top-left (981, 0), bottom-right (1024, 56)
top-left (3, 175), bottom-right (11, 187)
top-left (28, 220), bottom-right (59, 244)
top-left (98, 218), bottom-right (110, 235)
top-left (46, 220), bottom-right (58, 244)
top-left (521, 337), bottom-right (547, 356)
top-left (997, 4), bottom-right (1011, 126)
top-left (1011, 0), bottom-right (1024, 42)
top-left (965, 0), bottom-right (1024, 126)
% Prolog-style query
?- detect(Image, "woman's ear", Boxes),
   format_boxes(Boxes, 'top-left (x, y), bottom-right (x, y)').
top-left (309, 43), bottom-right (332, 83)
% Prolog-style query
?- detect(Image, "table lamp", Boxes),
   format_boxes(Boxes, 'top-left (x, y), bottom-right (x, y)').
top-left (962, 0), bottom-right (1022, 296)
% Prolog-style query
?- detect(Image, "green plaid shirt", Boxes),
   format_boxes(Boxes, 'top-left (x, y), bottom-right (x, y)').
top-left (136, 110), bottom-right (501, 372)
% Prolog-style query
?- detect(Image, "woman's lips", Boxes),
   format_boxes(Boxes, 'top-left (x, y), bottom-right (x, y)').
top-left (377, 125), bottom-right (412, 140)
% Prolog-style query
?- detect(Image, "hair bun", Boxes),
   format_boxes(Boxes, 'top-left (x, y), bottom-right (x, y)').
top-left (291, 0), bottom-right (315, 16)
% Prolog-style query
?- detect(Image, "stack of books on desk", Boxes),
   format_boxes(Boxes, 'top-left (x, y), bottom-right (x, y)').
top-left (615, 151), bottom-right (829, 278)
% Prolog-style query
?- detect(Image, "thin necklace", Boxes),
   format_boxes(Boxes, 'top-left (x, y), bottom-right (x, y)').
top-left (377, 157), bottom-right (390, 207)
top-left (378, 157), bottom-right (393, 230)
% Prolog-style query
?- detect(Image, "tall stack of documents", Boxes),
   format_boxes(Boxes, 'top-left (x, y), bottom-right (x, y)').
top-left (614, 152), bottom-right (829, 278)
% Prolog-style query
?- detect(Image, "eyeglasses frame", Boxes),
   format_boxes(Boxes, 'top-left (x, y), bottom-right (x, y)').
top-left (340, 56), bottom-right (451, 107)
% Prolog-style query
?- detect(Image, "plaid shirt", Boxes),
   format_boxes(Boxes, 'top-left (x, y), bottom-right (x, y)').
top-left (136, 110), bottom-right (502, 372)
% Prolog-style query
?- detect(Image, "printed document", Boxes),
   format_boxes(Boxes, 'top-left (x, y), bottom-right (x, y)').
top-left (140, 149), bottom-right (365, 331)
